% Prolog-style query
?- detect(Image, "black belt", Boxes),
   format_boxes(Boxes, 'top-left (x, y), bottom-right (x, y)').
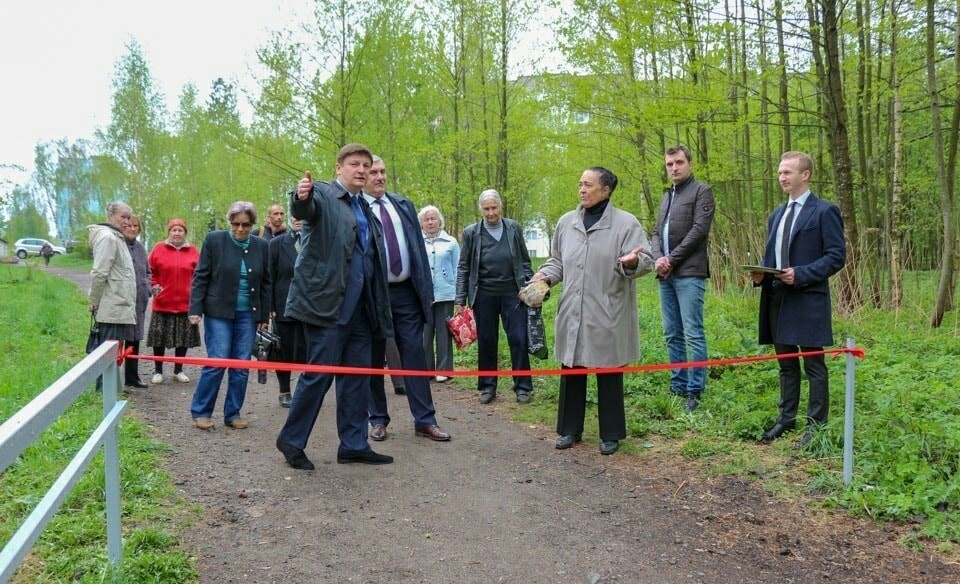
top-left (388, 279), bottom-right (411, 287)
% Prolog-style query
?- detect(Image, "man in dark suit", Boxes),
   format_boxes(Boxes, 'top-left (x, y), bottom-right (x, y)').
top-left (276, 143), bottom-right (395, 470)
top-left (268, 217), bottom-right (306, 408)
top-left (750, 151), bottom-right (846, 446)
top-left (363, 155), bottom-right (450, 443)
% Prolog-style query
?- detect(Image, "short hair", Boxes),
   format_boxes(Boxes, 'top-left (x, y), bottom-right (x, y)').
top-left (337, 143), bottom-right (373, 165)
top-left (586, 167), bottom-right (618, 195)
top-left (106, 201), bottom-right (131, 218)
top-left (268, 204), bottom-right (285, 214)
top-left (781, 151), bottom-right (814, 175)
top-left (478, 189), bottom-right (502, 207)
top-left (371, 154), bottom-right (384, 165)
top-left (417, 205), bottom-right (445, 230)
top-left (128, 214), bottom-right (142, 230)
top-left (665, 145), bottom-right (692, 162)
top-left (227, 201), bottom-right (258, 225)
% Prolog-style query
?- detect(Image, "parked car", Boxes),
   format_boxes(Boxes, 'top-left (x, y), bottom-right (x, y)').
top-left (14, 238), bottom-right (66, 259)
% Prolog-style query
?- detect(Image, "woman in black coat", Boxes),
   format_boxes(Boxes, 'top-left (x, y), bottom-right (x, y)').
top-left (123, 214), bottom-right (151, 388)
top-left (268, 218), bottom-right (307, 408)
top-left (188, 201), bottom-right (272, 431)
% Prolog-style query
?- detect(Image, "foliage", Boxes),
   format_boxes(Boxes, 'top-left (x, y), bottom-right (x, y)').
top-left (0, 268), bottom-right (196, 581)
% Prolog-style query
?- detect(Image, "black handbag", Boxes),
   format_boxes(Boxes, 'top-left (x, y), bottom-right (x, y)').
top-left (85, 314), bottom-right (100, 354)
top-left (526, 306), bottom-right (548, 360)
top-left (254, 328), bottom-right (282, 384)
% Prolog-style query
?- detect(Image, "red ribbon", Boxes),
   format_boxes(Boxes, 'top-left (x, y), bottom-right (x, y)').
top-left (121, 346), bottom-right (866, 377)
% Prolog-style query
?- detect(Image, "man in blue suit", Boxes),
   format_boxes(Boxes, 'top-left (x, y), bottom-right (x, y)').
top-left (750, 151), bottom-right (846, 446)
top-left (276, 143), bottom-right (395, 470)
top-left (364, 156), bottom-right (450, 443)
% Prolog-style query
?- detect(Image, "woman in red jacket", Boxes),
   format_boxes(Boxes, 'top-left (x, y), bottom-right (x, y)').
top-left (147, 218), bottom-right (201, 384)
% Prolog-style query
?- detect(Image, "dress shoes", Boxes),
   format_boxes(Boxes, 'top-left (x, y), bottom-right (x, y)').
top-left (555, 434), bottom-right (582, 449)
top-left (370, 423), bottom-right (388, 441)
top-left (799, 424), bottom-right (822, 449)
top-left (516, 390), bottom-right (531, 404)
top-left (415, 425), bottom-right (451, 441)
top-left (337, 449), bottom-right (394, 465)
top-left (394, 386), bottom-right (406, 395)
top-left (276, 438), bottom-right (315, 470)
top-left (278, 392), bottom-right (292, 408)
top-left (599, 440), bottom-right (619, 455)
top-left (479, 391), bottom-right (496, 404)
top-left (126, 378), bottom-right (148, 389)
top-left (761, 422), bottom-right (795, 444)
top-left (684, 396), bottom-right (700, 412)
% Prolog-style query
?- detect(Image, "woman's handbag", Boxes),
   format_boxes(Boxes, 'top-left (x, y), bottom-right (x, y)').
top-left (85, 314), bottom-right (100, 354)
top-left (526, 306), bottom-right (548, 360)
top-left (447, 306), bottom-right (478, 350)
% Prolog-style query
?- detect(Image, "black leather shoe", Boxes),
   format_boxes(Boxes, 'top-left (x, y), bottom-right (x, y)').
top-left (278, 393), bottom-right (292, 408)
top-left (337, 449), bottom-right (394, 465)
top-left (761, 422), bottom-right (795, 444)
top-left (684, 396), bottom-right (700, 412)
top-left (479, 391), bottom-right (496, 404)
top-left (600, 441), bottom-right (619, 455)
top-left (394, 386), bottom-right (406, 395)
top-left (516, 390), bottom-right (531, 404)
top-left (277, 438), bottom-right (315, 470)
top-left (126, 378), bottom-right (148, 389)
top-left (555, 434), bottom-right (582, 449)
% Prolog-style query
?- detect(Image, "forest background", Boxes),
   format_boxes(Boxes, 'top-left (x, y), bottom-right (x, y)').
top-left (2, 0), bottom-right (960, 548)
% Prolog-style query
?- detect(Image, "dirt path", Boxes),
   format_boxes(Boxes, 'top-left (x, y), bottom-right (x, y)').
top-left (53, 267), bottom-right (957, 583)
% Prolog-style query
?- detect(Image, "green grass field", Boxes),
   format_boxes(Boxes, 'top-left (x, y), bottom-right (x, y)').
top-left (0, 265), bottom-right (197, 582)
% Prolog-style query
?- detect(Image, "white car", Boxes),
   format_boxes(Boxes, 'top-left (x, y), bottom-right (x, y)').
top-left (14, 238), bottom-right (67, 259)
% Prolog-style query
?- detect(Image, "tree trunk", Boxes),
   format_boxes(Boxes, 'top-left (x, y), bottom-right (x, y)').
top-left (889, 1), bottom-right (904, 308)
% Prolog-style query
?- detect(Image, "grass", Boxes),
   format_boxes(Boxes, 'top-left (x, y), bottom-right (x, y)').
top-left (455, 269), bottom-right (960, 549)
top-left (0, 265), bottom-right (197, 582)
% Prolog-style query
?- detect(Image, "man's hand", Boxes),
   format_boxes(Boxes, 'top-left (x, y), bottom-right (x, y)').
top-left (775, 267), bottom-right (795, 286)
top-left (189, 315), bottom-right (201, 325)
top-left (297, 170), bottom-right (313, 201)
top-left (617, 246), bottom-right (646, 269)
top-left (749, 271), bottom-right (765, 285)
top-left (655, 256), bottom-right (672, 277)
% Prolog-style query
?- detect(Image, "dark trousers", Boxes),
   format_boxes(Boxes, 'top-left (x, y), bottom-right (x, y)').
top-left (768, 289), bottom-right (829, 425)
top-left (274, 319), bottom-right (307, 394)
top-left (153, 346), bottom-right (187, 374)
top-left (277, 306), bottom-right (373, 455)
top-left (424, 300), bottom-right (455, 372)
top-left (369, 280), bottom-right (438, 429)
top-left (556, 368), bottom-right (626, 441)
top-left (124, 341), bottom-right (141, 384)
top-left (473, 291), bottom-right (532, 394)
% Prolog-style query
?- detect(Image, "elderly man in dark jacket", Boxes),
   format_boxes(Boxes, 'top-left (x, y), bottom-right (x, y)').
top-left (751, 151), bottom-right (846, 447)
top-left (651, 145), bottom-right (716, 412)
top-left (276, 143), bottom-right (395, 471)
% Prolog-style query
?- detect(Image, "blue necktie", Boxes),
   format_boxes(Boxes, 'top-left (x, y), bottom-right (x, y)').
top-left (352, 196), bottom-right (368, 249)
top-left (779, 202), bottom-right (796, 269)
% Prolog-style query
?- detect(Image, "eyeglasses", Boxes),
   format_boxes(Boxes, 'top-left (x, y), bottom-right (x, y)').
top-left (230, 222), bottom-right (253, 229)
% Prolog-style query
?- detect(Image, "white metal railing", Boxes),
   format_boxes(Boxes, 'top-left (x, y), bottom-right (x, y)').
top-left (0, 341), bottom-right (127, 583)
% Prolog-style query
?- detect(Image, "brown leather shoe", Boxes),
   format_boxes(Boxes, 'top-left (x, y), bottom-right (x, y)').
top-left (370, 423), bottom-right (387, 441)
top-left (226, 418), bottom-right (249, 429)
top-left (415, 425), bottom-right (451, 441)
top-left (193, 417), bottom-right (214, 431)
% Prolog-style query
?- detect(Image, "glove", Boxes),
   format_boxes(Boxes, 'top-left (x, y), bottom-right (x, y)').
top-left (518, 279), bottom-right (550, 308)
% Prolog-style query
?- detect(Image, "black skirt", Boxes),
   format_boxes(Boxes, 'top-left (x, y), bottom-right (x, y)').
top-left (146, 312), bottom-right (201, 349)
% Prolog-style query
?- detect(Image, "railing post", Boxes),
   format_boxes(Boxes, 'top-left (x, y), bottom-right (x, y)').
top-left (102, 343), bottom-right (123, 567)
top-left (842, 337), bottom-right (856, 486)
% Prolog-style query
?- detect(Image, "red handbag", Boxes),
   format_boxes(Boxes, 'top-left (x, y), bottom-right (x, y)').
top-left (447, 306), bottom-right (478, 350)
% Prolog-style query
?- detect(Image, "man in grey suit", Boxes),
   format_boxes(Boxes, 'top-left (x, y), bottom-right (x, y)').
top-left (651, 145), bottom-right (716, 412)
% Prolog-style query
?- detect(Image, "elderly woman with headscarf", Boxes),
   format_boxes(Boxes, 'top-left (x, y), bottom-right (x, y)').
top-left (122, 214), bottom-right (151, 388)
top-left (419, 205), bottom-right (460, 383)
top-left (455, 189), bottom-right (534, 404)
top-left (147, 218), bottom-right (201, 385)
top-left (528, 167), bottom-right (654, 456)
top-left (188, 202), bottom-right (272, 431)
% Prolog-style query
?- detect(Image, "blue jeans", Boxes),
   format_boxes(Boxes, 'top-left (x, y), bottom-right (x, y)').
top-left (190, 311), bottom-right (256, 423)
top-left (659, 277), bottom-right (707, 397)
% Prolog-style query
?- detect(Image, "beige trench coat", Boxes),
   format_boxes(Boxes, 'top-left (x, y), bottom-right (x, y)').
top-left (538, 203), bottom-right (653, 367)
top-left (88, 224), bottom-right (137, 325)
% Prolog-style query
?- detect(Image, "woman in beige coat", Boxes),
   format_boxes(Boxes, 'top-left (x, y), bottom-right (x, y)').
top-left (531, 167), bottom-right (654, 455)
